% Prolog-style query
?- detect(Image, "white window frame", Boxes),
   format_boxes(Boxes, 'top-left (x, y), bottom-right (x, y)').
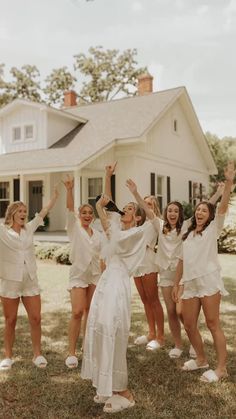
top-left (24, 124), bottom-right (34, 141)
top-left (87, 177), bottom-right (103, 208)
top-left (0, 180), bottom-right (10, 218)
top-left (12, 126), bottom-right (22, 142)
top-left (11, 123), bottom-right (36, 143)
top-left (157, 175), bottom-right (164, 212)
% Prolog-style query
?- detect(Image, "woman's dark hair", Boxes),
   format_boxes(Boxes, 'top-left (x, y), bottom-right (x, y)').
top-left (182, 201), bottom-right (215, 241)
top-left (135, 206), bottom-right (146, 226)
top-left (163, 201), bottom-right (184, 235)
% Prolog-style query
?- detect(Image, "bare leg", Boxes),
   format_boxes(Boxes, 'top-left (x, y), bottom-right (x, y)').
top-left (201, 292), bottom-right (227, 377)
top-left (81, 284), bottom-right (96, 350)
top-left (68, 287), bottom-right (87, 355)
top-left (22, 295), bottom-right (42, 358)
top-left (142, 273), bottom-right (164, 344)
top-left (1, 297), bottom-right (20, 358)
top-left (162, 286), bottom-right (182, 348)
top-left (182, 297), bottom-right (207, 366)
top-left (134, 276), bottom-right (156, 340)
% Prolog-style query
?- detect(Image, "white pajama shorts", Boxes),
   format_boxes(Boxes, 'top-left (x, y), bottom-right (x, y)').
top-left (0, 266), bottom-right (41, 299)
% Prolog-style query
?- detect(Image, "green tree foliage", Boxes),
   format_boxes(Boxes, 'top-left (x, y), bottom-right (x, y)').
top-left (43, 67), bottom-right (76, 106)
top-left (0, 63), bottom-right (13, 107)
top-left (206, 132), bottom-right (236, 183)
top-left (8, 65), bottom-right (41, 102)
top-left (74, 46), bottom-right (147, 103)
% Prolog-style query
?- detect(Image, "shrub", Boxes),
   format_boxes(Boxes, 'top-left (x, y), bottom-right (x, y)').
top-left (34, 242), bottom-right (71, 264)
top-left (218, 225), bottom-right (236, 254)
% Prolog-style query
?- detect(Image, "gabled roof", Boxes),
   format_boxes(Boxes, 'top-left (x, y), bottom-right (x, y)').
top-left (0, 87), bottom-right (217, 175)
top-left (0, 98), bottom-right (87, 124)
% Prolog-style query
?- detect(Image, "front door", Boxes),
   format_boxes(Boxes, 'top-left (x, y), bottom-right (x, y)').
top-left (28, 180), bottom-right (43, 220)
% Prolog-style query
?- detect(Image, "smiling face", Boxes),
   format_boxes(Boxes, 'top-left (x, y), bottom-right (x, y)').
top-left (166, 203), bottom-right (180, 228)
top-left (79, 205), bottom-right (94, 227)
top-left (195, 203), bottom-right (210, 230)
top-left (144, 196), bottom-right (154, 211)
top-left (13, 204), bottom-right (27, 228)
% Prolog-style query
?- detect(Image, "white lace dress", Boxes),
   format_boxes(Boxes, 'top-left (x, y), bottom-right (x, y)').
top-left (81, 214), bottom-right (146, 397)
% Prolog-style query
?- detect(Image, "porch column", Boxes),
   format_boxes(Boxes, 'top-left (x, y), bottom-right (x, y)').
top-left (73, 170), bottom-right (82, 209)
top-left (19, 174), bottom-right (25, 202)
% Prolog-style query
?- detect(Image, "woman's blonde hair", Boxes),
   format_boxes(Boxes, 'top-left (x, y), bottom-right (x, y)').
top-left (78, 203), bottom-right (95, 219)
top-left (4, 201), bottom-right (27, 227)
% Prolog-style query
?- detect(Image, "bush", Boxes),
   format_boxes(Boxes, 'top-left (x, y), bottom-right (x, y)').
top-left (35, 242), bottom-right (71, 264)
top-left (218, 225), bottom-right (236, 254)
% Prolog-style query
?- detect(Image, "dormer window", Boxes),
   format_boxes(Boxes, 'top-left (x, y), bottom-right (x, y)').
top-left (13, 126), bottom-right (21, 141)
top-left (24, 124), bottom-right (34, 140)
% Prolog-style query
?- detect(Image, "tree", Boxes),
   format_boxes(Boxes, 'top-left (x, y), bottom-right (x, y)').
top-left (74, 46), bottom-right (147, 103)
top-left (206, 132), bottom-right (230, 182)
top-left (43, 67), bottom-right (76, 106)
top-left (0, 63), bottom-right (13, 107)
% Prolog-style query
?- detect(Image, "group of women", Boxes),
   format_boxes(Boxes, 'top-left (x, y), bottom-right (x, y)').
top-left (0, 161), bottom-right (234, 414)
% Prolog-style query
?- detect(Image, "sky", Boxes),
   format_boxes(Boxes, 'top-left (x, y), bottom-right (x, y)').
top-left (0, 0), bottom-right (236, 138)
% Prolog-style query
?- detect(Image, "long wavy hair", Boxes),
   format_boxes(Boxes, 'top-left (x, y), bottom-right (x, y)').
top-left (182, 201), bottom-right (215, 241)
top-left (135, 206), bottom-right (146, 226)
top-left (4, 201), bottom-right (27, 228)
top-left (163, 201), bottom-right (184, 236)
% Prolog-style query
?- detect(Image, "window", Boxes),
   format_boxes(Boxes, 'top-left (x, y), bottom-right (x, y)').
top-left (24, 124), bottom-right (34, 140)
top-left (12, 126), bottom-right (21, 141)
top-left (0, 181), bottom-right (10, 218)
top-left (88, 177), bottom-right (103, 211)
top-left (173, 119), bottom-right (178, 132)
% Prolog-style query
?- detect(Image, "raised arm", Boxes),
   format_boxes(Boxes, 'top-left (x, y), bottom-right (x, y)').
top-left (126, 179), bottom-right (155, 220)
top-left (39, 185), bottom-right (59, 220)
top-left (105, 162), bottom-right (117, 200)
top-left (208, 182), bottom-right (225, 205)
top-left (62, 175), bottom-right (74, 212)
top-left (218, 161), bottom-right (235, 215)
top-left (96, 194), bottom-right (110, 234)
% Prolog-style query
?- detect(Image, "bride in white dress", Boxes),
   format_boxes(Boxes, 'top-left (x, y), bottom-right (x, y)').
top-left (81, 192), bottom-right (148, 414)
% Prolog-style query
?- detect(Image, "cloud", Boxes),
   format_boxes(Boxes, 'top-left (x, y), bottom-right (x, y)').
top-left (131, 1), bottom-right (144, 12)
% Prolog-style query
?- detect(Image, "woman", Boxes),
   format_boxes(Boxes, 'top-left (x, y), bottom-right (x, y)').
top-left (0, 188), bottom-right (59, 370)
top-left (127, 179), bottom-right (223, 358)
top-left (63, 176), bottom-right (102, 369)
top-left (133, 195), bottom-right (165, 351)
top-left (172, 161), bottom-right (235, 382)
top-left (81, 193), bottom-right (148, 413)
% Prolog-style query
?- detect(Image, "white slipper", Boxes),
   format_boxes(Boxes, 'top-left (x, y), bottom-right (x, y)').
top-left (134, 335), bottom-right (148, 345)
top-left (200, 369), bottom-right (228, 383)
top-left (103, 394), bottom-right (135, 413)
top-left (65, 355), bottom-right (78, 369)
top-left (182, 359), bottom-right (209, 371)
top-left (0, 358), bottom-right (14, 371)
top-left (33, 355), bottom-right (48, 369)
top-left (146, 340), bottom-right (162, 351)
top-left (93, 394), bottom-right (109, 404)
top-left (189, 345), bottom-right (197, 359)
top-left (169, 347), bottom-right (183, 359)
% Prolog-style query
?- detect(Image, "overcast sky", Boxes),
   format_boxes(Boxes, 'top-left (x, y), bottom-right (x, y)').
top-left (1, 0), bottom-right (236, 137)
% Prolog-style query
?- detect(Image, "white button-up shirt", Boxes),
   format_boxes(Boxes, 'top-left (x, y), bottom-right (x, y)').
top-left (0, 214), bottom-right (44, 282)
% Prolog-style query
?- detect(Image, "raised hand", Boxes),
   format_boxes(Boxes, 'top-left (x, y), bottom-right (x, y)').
top-left (105, 162), bottom-right (117, 178)
top-left (224, 161), bottom-right (235, 183)
top-left (126, 179), bottom-right (137, 194)
top-left (97, 194), bottom-right (110, 208)
top-left (216, 181), bottom-right (225, 196)
top-left (62, 174), bottom-right (74, 190)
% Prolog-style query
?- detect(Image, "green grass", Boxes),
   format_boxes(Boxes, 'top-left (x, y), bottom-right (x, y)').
top-left (0, 255), bottom-right (236, 419)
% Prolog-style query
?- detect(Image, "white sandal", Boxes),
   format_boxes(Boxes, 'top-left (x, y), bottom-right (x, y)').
top-left (65, 355), bottom-right (78, 369)
top-left (0, 358), bottom-right (14, 371)
top-left (103, 394), bottom-right (135, 413)
top-left (33, 355), bottom-right (48, 369)
top-left (93, 394), bottom-right (109, 404)
top-left (134, 335), bottom-right (148, 345)
top-left (146, 340), bottom-right (162, 351)
top-left (169, 347), bottom-right (183, 358)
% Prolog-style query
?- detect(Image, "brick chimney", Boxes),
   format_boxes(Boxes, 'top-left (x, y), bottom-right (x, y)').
top-left (64, 90), bottom-right (77, 107)
top-left (137, 72), bottom-right (153, 95)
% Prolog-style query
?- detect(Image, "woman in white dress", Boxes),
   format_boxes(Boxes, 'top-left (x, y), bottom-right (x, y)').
top-left (63, 176), bottom-right (102, 369)
top-left (0, 188), bottom-right (59, 370)
top-left (133, 195), bottom-right (165, 351)
top-left (127, 179), bottom-right (223, 359)
top-left (172, 161), bottom-right (235, 382)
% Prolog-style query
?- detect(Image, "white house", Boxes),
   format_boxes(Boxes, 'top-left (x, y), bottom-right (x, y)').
top-left (0, 73), bottom-right (217, 230)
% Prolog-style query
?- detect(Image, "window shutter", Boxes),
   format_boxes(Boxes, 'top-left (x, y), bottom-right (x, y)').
top-left (199, 183), bottom-right (203, 201)
top-left (111, 174), bottom-right (116, 202)
top-left (13, 178), bottom-right (20, 201)
top-left (167, 176), bottom-right (171, 203)
top-left (150, 173), bottom-right (155, 195)
top-left (188, 181), bottom-right (192, 203)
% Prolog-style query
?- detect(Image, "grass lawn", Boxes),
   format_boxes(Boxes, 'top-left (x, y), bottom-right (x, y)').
top-left (0, 254), bottom-right (236, 419)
